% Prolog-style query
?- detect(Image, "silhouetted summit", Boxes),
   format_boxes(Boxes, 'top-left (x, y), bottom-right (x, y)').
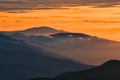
top-left (24, 26), bottom-right (58, 32)
top-left (18, 26), bottom-right (65, 36)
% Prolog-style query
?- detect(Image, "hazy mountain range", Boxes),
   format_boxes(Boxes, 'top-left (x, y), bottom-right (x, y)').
top-left (2, 26), bottom-right (120, 65)
top-left (1, 26), bottom-right (120, 80)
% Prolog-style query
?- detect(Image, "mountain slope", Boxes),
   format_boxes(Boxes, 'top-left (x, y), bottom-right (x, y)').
top-left (55, 60), bottom-right (120, 80)
top-left (9, 31), bottom-right (120, 65)
top-left (0, 33), bottom-right (17, 42)
top-left (30, 60), bottom-right (120, 80)
top-left (0, 33), bottom-right (91, 80)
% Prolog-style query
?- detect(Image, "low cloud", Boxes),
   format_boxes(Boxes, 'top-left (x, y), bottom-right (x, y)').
top-left (83, 20), bottom-right (120, 23)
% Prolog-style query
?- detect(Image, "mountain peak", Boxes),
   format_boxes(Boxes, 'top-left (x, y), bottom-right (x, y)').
top-left (25, 26), bottom-right (57, 31)
top-left (36, 26), bottom-right (56, 29)
top-left (17, 26), bottom-right (65, 36)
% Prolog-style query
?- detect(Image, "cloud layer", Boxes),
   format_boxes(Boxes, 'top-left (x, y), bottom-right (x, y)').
top-left (0, 0), bottom-right (120, 11)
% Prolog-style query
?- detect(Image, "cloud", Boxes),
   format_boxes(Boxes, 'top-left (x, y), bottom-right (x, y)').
top-left (0, 0), bottom-right (69, 12)
top-left (1, 20), bottom-right (6, 22)
top-left (0, 16), bottom-right (8, 17)
top-left (16, 20), bottom-right (22, 22)
top-left (83, 20), bottom-right (120, 23)
top-left (0, 0), bottom-right (120, 12)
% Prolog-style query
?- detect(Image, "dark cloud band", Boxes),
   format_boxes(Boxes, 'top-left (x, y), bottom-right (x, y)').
top-left (0, 0), bottom-right (120, 12)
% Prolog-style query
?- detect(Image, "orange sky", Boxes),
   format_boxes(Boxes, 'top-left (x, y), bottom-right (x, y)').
top-left (0, 6), bottom-right (120, 41)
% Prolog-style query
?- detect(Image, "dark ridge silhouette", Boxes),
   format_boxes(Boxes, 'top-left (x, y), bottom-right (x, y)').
top-left (21, 26), bottom-right (61, 35)
top-left (24, 26), bottom-right (58, 32)
top-left (30, 60), bottom-right (120, 80)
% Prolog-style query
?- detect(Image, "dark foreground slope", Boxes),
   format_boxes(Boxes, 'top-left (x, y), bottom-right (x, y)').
top-left (30, 60), bottom-right (120, 80)
top-left (0, 33), bottom-right (91, 80)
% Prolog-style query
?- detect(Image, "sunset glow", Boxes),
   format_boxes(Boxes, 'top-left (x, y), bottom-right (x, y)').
top-left (0, 3), bottom-right (120, 41)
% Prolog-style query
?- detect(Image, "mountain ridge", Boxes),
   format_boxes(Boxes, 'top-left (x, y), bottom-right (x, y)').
top-left (30, 60), bottom-right (120, 80)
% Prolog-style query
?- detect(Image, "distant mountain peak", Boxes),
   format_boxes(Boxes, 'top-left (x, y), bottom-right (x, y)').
top-left (16, 26), bottom-right (66, 36)
top-left (2, 26), bottom-right (66, 36)
top-left (36, 26), bottom-right (57, 30)
top-left (24, 26), bottom-right (57, 31)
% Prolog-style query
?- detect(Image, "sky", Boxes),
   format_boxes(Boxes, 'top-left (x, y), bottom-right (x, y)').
top-left (0, 0), bottom-right (120, 41)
